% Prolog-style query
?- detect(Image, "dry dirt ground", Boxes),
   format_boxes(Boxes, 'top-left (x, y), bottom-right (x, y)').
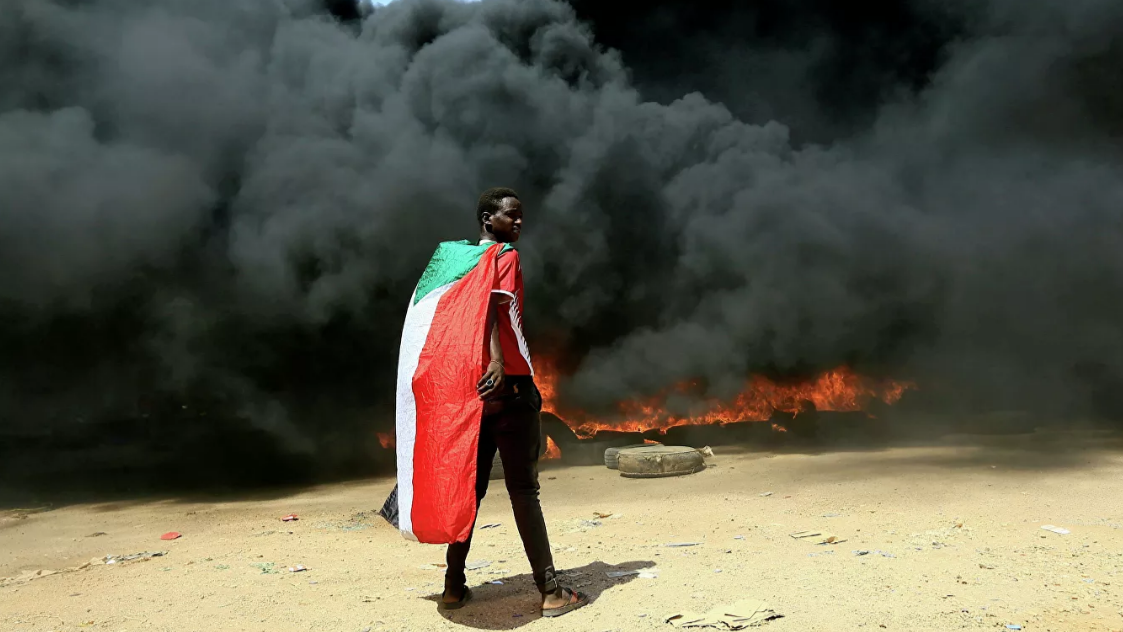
top-left (4, 429), bottom-right (1123, 632)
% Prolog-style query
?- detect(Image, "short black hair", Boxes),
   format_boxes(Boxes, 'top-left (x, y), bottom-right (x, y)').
top-left (477, 187), bottom-right (519, 226)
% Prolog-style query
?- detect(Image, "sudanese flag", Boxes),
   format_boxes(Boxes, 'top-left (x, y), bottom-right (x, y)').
top-left (390, 240), bottom-right (511, 544)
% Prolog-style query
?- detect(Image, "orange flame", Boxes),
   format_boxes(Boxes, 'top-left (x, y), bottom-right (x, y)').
top-left (377, 432), bottom-right (395, 449)
top-left (536, 360), bottom-right (913, 439)
top-left (543, 436), bottom-right (561, 460)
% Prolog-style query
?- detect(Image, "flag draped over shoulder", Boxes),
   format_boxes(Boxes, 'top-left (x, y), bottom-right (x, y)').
top-left (391, 240), bottom-right (511, 544)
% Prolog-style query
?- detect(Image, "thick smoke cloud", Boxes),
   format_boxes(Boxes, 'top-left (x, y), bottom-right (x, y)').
top-left (567, 0), bottom-right (965, 144)
top-left (2, 0), bottom-right (1123, 491)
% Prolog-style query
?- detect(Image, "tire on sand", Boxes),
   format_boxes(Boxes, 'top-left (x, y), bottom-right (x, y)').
top-left (604, 443), bottom-right (659, 470)
top-left (616, 446), bottom-right (705, 478)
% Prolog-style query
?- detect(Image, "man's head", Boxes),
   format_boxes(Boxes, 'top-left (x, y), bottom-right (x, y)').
top-left (477, 187), bottom-right (523, 243)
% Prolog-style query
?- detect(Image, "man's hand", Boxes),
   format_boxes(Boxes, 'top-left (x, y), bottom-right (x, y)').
top-left (478, 360), bottom-right (505, 400)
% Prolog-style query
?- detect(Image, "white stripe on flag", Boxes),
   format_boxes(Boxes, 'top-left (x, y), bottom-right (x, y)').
top-left (506, 298), bottom-right (534, 376)
top-left (394, 283), bottom-right (453, 540)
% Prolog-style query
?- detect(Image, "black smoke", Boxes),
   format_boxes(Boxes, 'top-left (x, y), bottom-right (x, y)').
top-left (567, 0), bottom-right (966, 144)
top-left (2, 0), bottom-right (1123, 495)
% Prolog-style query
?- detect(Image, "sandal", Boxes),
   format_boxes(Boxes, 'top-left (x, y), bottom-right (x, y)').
top-left (439, 586), bottom-right (473, 611)
top-left (541, 586), bottom-right (588, 618)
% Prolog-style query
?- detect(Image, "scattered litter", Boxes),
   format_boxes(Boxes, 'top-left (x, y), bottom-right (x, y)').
top-left (418, 563), bottom-right (447, 570)
top-left (609, 568), bottom-right (659, 579)
top-left (816, 535), bottom-right (846, 545)
top-left (1083, 578), bottom-right (1095, 584)
top-left (714, 569), bottom-right (722, 573)
top-left (105, 551), bottom-right (166, 564)
top-left (579, 520), bottom-right (603, 528)
top-left (281, 514), bottom-right (299, 522)
top-left (665, 542), bottom-right (702, 548)
top-left (822, 513), bottom-right (840, 518)
top-left (1041, 525), bottom-right (1070, 535)
top-left (696, 446), bottom-right (715, 458)
top-left (466, 560), bottom-right (491, 570)
top-left (875, 550), bottom-right (896, 558)
top-left (789, 531), bottom-right (821, 540)
top-left (594, 512), bottom-right (615, 519)
top-left (607, 570), bottom-right (639, 578)
top-left (666, 599), bottom-right (783, 629)
top-left (734, 536), bottom-right (745, 540)
top-left (288, 565), bottom-right (308, 573)
top-left (13, 569), bottom-right (59, 581)
top-left (854, 550), bottom-right (870, 556)
top-left (1006, 625), bottom-right (1022, 630)
top-left (160, 532), bottom-right (182, 541)
top-left (759, 492), bottom-right (773, 497)
top-left (480, 523), bottom-right (502, 529)
top-left (490, 580), bottom-right (504, 585)
top-left (86, 532), bottom-right (107, 538)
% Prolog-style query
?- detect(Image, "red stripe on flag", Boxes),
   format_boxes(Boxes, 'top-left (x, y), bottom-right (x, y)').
top-left (409, 245), bottom-right (501, 544)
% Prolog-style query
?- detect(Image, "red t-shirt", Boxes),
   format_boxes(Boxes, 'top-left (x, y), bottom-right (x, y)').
top-left (492, 249), bottom-right (533, 376)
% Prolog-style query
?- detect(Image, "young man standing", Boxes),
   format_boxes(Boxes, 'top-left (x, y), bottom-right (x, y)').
top-left (387, 187), bottom-right (586, 618)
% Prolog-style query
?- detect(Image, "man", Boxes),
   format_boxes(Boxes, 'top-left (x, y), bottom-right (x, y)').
top-left (387, 187), bottom-right (586, 618)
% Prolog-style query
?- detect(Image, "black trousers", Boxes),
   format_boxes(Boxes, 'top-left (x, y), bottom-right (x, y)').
top-left (445, 377), bottom-right (557, 595)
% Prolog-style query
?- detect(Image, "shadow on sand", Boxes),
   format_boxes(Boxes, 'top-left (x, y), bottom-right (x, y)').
top-left (425, 559), bottom-right (656, 630)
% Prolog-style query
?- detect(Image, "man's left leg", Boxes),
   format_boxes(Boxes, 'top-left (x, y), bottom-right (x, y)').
top-left (443, 415), bottom-right (498, 604)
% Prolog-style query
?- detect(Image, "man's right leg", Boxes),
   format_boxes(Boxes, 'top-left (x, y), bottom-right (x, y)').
top-left (492, 401), bottom-right (556, 594)
top-left (494, 388), bottom-right (586, 615)
top-left (443, 416), bottom-right (497, 601)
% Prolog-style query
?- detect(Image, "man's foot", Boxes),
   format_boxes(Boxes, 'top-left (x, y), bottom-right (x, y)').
top-left (541, 587), bottom-right (588, 618)
top-left (440, 586), bottom-right (472, 611)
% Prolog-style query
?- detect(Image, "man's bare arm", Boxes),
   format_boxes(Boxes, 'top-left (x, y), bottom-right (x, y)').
top-left (477, 294), bottom-right (505, 399)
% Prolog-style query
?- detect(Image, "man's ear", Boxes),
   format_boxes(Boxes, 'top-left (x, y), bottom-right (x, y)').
top-left (481, 211), bottom-right (492, 231)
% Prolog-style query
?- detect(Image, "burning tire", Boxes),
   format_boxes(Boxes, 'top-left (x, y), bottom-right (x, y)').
top-left (556, 430), bottom-right (645, 466)
top-left (541, 413), bottom-right (579, 445)
top-left (616, 446), bottom-right (705, 478)
top-left (490, 425), bottom-right (552, 480)
top-left (559, 439), bottom-right (619, 466)
top-left (604, 443), bottom-right (658, 470)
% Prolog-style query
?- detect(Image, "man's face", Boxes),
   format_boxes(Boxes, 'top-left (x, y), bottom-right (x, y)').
top-left (486, 197), bottom-right (523, 243)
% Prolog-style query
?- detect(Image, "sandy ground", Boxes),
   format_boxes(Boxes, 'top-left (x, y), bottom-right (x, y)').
top-left (4, 429), bottom-right (1123, 632)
